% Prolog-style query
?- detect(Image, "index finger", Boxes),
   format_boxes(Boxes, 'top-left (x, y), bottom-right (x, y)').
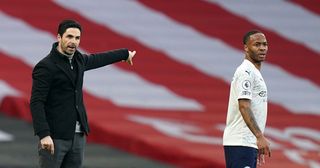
top-left (265, 145), bottom-right (271, 157)
top-left (127, 59), bottom-right (133, 66)
top-left (268, 148), bottom-right (271, 157)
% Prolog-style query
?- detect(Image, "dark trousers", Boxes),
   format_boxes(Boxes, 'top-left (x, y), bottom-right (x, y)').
top-left (38, 133), bottom-right (86, 168)
top-left (224, 146), bottom-right (258, 168)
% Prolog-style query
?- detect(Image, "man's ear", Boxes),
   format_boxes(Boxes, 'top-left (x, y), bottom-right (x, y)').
top-left (57, 34), bottom-right (61, 42)
top-left (244, 44), bottom-right (248, 52)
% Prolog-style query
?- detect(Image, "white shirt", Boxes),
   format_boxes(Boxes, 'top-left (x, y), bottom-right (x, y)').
top-left (75, 121), bottom-right (82, 133)
top-left (223, 59), bottom-right (268, 149)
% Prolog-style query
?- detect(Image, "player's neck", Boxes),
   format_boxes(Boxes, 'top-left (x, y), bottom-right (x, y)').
top-left (245, 58), bottom-right (262, 71)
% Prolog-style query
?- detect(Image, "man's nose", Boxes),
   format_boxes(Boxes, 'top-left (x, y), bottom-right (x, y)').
top-left (260, 45), bottom-right (267, 50)
top-left (71, 38), bottom-right (77, 43)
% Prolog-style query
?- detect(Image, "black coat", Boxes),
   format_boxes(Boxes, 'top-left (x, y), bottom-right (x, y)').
top-left (30, 42), bottom-right (128, 140)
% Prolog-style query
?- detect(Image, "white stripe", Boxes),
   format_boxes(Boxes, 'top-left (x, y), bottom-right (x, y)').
top-left (54, 0), bottom-right (320, 115)
top-left (0, 11), bottom-right (202, 111)
top-left (85, 67), bottom-right (202, 110)
top-left (55, 0), bottom-right (240, 79)
top-left (0, 12), bottom-right (53, 65)
top-left (206, 0), bottom-right (320, 54)
top-left (128, 115), bottom-right (222, 145)
top-left (0, 80), bottom-right (21, 102)
top-left (263, 64), bottom-right (320, 114)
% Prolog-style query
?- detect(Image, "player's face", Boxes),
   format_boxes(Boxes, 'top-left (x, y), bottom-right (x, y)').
top-left (57, 28), bottom-right (81, 56)
top-left (245, 33), bottom-right (268, 63)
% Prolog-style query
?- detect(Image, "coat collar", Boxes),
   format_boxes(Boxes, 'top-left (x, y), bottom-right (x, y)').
top-left (50, 42), bottom-right (81, 87)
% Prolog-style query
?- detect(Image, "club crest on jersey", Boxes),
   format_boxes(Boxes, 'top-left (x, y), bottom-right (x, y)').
top-left (258, 91), bottom-right (267, 97)
top-left (242, 80), bottom-right (251, 90)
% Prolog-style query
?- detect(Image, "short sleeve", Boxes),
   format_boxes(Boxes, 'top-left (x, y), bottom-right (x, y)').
top-left (235, 69), bottom-right (253, 100)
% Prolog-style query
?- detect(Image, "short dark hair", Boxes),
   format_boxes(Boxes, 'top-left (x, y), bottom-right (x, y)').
top-left (243, 30), bottom-right (262, 45)
top-left (57, 19), bottom-right (82, 36)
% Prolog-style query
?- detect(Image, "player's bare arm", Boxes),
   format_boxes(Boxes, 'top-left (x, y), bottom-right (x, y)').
top-left (238, 99), bottom-right (262, 136)
top-left (238, 99), bottom-right (271, 164)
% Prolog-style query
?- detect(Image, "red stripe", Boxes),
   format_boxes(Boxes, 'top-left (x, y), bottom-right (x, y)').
top-left (290, 0), bottom-right (320, 16)
top-left (1, 49), bottom-right (318, 167)
top-left (0, 36), bottom-right (311, 132)
top-left (0, 52), bottom-right (32, 119)
top-left (0, 50), bottom-right (226, 167)
top-left (0, 1), bottom-right (227, 166)
top-left (138, 0), bottom-right (320, 86)
top-left (0, 0), bottom-right (229, 136)
top-left (3, 0), bottom-right (316, 125)
top-left (1, 1), bottom-right (320, 167)
top-left (0, 0), bottom-right (230, 112)
top-left (0, 52), bottom-right (32, 94)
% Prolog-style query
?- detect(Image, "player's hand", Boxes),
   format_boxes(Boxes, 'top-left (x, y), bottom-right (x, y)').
top-left (40, 136), bottom-right (54, 155)
top-left (257, 135), bottom-right (271, 165)
top-left (126, 50), bottom-right (136, 66)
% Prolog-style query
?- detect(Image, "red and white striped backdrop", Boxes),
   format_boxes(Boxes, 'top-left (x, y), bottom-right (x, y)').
top-left (0, 0), bottom-right (319, 167)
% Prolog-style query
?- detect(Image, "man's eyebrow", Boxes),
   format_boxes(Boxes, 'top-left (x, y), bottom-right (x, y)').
top-left (255, 41), bottom-right (268, 44)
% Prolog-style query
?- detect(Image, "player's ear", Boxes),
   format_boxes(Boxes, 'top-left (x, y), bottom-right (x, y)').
top-left (244, 44), bottom-right (248, 52)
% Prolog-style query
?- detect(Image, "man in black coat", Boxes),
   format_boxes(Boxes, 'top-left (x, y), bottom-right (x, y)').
top-left (30, 19), bottom-right (136, 168)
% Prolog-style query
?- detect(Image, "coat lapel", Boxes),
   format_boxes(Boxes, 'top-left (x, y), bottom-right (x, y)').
top-left (51, 54), bottom-right (76, 87)
top-left (74, 56), bottom-right (83, 88)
